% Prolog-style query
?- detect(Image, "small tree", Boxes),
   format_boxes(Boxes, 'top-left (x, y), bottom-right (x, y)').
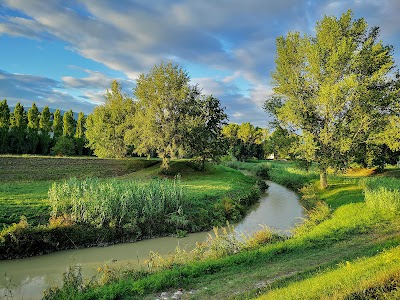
top-left (86, 80), bottom-right (134, 158)
top-left (185, 95), bottom-right (228, 170)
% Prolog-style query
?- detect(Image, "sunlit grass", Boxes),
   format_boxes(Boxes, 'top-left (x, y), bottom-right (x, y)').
top-left (258, 246), bottom-right (400, 300)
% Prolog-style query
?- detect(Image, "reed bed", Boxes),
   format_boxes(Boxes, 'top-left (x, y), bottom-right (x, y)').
top-left (48, 177), bottom-right (189, 236)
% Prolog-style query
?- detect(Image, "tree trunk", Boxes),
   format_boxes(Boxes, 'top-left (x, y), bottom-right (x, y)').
top-left (201, 155), bottom-right (206, 171)
top-left (320, 169), bottom-right (328, 189)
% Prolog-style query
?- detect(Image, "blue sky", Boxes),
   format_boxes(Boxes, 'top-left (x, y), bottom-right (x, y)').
top-left (1, 0), bottom-right (399, 127)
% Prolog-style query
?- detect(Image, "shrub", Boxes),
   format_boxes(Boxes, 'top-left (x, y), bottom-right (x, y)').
top-left (257, 179), bottom-right (269, 193)
top-left (51, 136), bottom-right (76, 156)
top-left (299, 183), bottom-right (319, 210)
top-left (254, 164), bottom-right (270, 179)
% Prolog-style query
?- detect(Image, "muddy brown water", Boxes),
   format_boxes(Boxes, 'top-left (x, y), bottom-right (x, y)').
top-left (0, 181), bottom-right (303, 299)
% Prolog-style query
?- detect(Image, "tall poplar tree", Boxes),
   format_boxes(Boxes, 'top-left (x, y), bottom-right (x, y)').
top-left (27, 102), bottom-right (40, 153)
top-left (10, 102), bottom-right (27, 153)
top-left (0, 99), bottom-right (10, 153)
top-left (53, 109), bottom-right (63, 137)
top-left (39, 106), bottom-right (52, 133)
top-left (264, 10), bottom-right (399, 188)
top-left (75, 111), bottom-right (86, 155)
top-left (38, 106), bottom-right (52, 154)
top-left (63, 109), bottom-right (75, 137)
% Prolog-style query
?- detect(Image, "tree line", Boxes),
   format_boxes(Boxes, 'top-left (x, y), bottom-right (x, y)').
top-left (0, 100), bottom-right (87, 156)
top-left (0, 62), bottom-right (278, 169)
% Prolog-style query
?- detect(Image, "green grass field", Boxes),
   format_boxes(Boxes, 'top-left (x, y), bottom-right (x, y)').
top-left (42, 160), bottom-right (400, 300)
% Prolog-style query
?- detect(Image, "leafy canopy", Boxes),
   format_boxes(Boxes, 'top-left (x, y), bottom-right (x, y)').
top-left (264, 10), bottom-right (399, 188)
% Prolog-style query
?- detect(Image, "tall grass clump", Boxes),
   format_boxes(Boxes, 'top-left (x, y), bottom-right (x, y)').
top-left (361, 177), bottom-right (400, 215)
top-left (365, 188), bottom-right (400, 214)
top-left (48, 177), bottom-right (188, 237)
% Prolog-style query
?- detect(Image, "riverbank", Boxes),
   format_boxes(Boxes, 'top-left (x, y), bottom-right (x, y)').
top-left (0, 156), bottom-right (261, 259)
top-left (43, 161), bottom-right (400, 299)
top-left (0, 180), bottom-right (303, 300)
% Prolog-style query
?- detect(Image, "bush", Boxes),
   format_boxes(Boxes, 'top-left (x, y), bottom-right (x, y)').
top-left (254, 164), bottom-right (270, 179)
top-left (257, 179), bottom-right (269, 193)
top-left (51, 136), bottom-right (76, 156)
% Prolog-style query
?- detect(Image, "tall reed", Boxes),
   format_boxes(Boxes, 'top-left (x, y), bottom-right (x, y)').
top-left (48, 177), bottom-right (188, 236)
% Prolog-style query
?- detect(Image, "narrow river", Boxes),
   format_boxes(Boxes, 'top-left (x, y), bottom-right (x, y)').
top-left (0, 181), bottom-right (304, 299)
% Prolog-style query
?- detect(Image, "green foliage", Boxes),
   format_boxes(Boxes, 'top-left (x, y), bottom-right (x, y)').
top-left (0, 99), bottom-right (10, 129)
top-left (265, 10), bottom-right (399, 188)
top-left (52, 109), bottom-right (63, 137)
top-left (184, 95), bottom-right (228, 170)
top-left (131, 62), bottom-right (194, 170)
top-left (49, 177), bottom-right (189, 236)
top-left (264, 126), bottom-right (297, 159)
top-left (222, 123), bottom-right (267, 160)
top-left (254, 164), bottom-right (270, 180)
top-left (52, 136), bottom-right (76, 156)
top-left (74, 111), bottom-right (85, 138)
top-left (39, 106), bottom-right (52, 132)
top-left (62, 109), bottom-right (75, 137)
top-left (365, 188), bottom-right (400, 214)
top-left (27, 102), bottom-right (40, 130)
top-left (86, 80), bottom-right (134, 158)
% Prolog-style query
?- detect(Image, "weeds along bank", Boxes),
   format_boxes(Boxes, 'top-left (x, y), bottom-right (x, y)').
top-left (0, 157), bottom-right (261, 259)
top-left (42, 161), bottom-right (400, 300)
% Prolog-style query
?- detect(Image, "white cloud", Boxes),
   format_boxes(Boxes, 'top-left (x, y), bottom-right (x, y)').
top-left (1, 0), bottom-right (399, 125)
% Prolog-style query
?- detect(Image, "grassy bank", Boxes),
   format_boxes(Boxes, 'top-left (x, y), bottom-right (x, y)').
top-left (0, 156), bottom-right (260, 259)
top-left (43, 161), bottom-right (400, 299)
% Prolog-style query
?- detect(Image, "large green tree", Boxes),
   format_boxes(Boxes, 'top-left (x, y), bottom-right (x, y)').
top-left (86, 80), bottom-right (134, 158)
top-left (264, 10), bottom-right (399, 188)
top-left (130, 62), bottom-right (194, 170)
top-left (184, 95), bottom-right (228, 169)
